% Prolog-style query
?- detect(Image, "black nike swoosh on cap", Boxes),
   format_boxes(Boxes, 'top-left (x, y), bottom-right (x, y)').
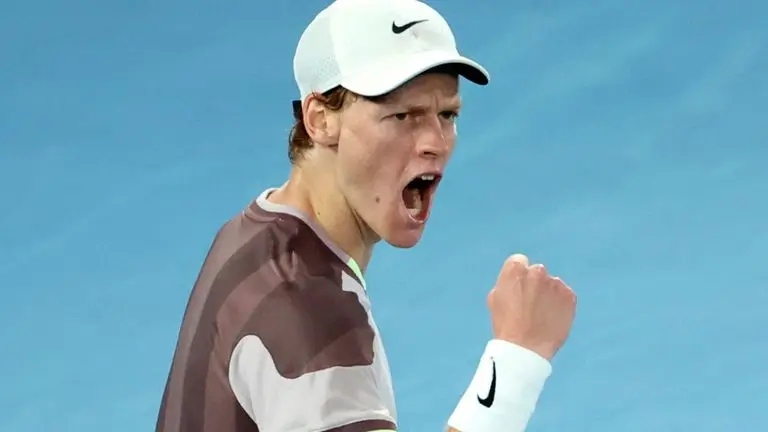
top-left (477, 358), bottom-right (496, 408)
top-left (391, 19), bottom-right (428, 34)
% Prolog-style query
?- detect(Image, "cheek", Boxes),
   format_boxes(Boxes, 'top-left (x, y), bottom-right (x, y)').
top-left (339, 125), bottom-right (406, 175)
top-left (336, 131), bottom-right (379, 178)
top-left (336, 129), bottom-right (407, 202)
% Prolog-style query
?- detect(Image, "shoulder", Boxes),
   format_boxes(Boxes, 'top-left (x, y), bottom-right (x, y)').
top-left (218, 197), bottom-right (396, 430)
top-left (209, 199), bottom-right (373, 378)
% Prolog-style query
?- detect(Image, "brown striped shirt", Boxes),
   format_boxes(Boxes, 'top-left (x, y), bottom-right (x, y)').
top-left (156, 189), bottom-right (397, 431)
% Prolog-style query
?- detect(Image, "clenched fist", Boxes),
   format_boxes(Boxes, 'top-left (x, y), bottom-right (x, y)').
top-left (488, 254), bottom-right (577, 361)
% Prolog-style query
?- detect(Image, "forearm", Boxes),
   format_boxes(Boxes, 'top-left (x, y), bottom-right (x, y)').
top-left (444, 340), bottom-right (552, 432)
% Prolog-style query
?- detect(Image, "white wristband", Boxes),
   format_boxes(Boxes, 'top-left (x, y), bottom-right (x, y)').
top-left (447, 339), bottom-right (552, 432)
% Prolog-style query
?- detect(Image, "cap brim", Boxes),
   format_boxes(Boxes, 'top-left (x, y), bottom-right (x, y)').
top-left (340, 50), bottom-right (490, 98)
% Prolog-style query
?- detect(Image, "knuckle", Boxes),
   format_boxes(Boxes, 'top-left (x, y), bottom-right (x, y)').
top-left (488, 286), bottom-right (503, 301)
top-left (503, 255), bottom-right (522, 268)
top-left (562, 284), bottom-right (577, 302)
top-left (530, 263), bottom-right (548, 278)
top-left (501, 259), bottom-right (526, 276)
top-left (551, 277), bottom-right (576, 298)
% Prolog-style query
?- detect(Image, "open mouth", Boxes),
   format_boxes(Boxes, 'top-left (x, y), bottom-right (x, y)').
top-left (402, 173), bottom-right (441, 222)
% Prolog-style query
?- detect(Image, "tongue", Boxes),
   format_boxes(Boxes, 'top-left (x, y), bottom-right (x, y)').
top-left (403, 187), bottom-right (423, 218)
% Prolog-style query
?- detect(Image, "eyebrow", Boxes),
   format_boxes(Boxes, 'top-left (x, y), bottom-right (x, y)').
top-left (388, 97), bottom-right (462, 113)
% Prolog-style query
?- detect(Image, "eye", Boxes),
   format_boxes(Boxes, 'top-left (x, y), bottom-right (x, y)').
top-left (394, 112), bottom-right (409, 121)
top-left (440, 110), bottom-right (459, 121)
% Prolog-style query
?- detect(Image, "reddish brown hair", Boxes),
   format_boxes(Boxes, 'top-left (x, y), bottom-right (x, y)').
top-left (288, 86), bottom-right (394, 164)
top-left (288, 87), bottom-right (356, 164)
top-left (287, 66), bottom-right (463, 163)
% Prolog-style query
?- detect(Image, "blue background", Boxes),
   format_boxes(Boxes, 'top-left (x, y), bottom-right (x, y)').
top-left (2, 0), bottom-right (767, 430)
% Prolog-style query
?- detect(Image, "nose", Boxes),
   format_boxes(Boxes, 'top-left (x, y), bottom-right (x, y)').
top-left (416, 115), bottom-right (453, 160)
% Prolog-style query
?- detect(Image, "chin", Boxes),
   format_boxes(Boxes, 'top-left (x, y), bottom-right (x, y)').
top-left (381, 227), bottom-right (426, 249)
top-left (364, 202), bottom-right (430, 249)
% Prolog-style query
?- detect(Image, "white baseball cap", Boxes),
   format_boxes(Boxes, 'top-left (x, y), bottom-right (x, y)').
top-left (292, 0), bottom-right (490, 103)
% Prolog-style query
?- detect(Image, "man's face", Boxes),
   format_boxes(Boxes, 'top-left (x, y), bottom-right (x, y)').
top-left (335, 73), bottom-right (461, 248)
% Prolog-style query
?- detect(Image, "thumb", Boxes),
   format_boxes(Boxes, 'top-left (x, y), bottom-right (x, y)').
top-left (507, 253), bottom-right (530, 267)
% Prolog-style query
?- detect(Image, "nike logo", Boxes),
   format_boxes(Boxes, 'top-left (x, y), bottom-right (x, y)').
top-left (391, 19), bottom-right (428, 34)
top-left (477, 358), bottom-right (496, 408)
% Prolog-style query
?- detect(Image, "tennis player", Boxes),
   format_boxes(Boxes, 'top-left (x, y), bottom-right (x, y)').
top-left (156, 0), bottom-right (577, 431)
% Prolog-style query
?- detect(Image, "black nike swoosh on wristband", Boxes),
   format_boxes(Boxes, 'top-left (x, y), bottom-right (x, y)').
top-left (477, 358), bottom-right (496, 408)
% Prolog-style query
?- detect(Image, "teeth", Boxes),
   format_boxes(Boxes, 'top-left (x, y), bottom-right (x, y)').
top-left (420, 174), bottom-right (435, 181)
top-left (407, 189), bottom-right (423, 216)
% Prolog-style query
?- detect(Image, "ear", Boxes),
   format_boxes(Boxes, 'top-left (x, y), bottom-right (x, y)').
top-left (303, 96), bottom-right (341, 149)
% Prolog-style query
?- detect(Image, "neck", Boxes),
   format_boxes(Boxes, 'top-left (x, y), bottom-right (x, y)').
top-left (267, 162), bottom-right (375, 273)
